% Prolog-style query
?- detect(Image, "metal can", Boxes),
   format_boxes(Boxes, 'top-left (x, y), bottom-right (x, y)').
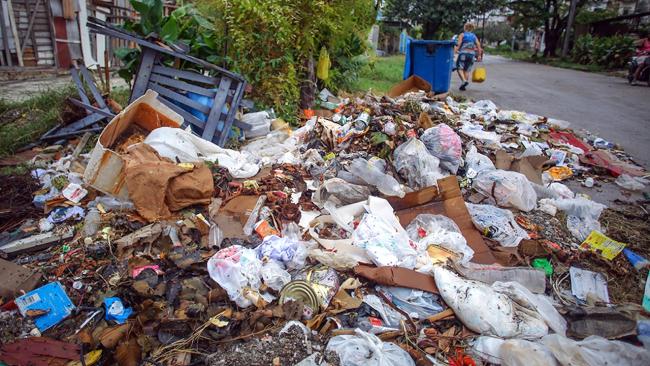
top-left (279, 266), bottom-right (339, 319)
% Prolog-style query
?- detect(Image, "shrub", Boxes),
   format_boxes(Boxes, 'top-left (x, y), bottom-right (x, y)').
top-left (572, 34), bottom-right (634, 69)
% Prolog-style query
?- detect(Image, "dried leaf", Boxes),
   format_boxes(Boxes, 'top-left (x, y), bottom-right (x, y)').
top-left (437, 325), bottom-right (456, 353)
top-left (115, 339), bottom-right (141, 366)
top-left (99, 323), bottom-right (130, 349)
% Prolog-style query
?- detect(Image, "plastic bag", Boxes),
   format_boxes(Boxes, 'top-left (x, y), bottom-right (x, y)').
top-left (363, 294), bottom-right (404, 328)
top-left (466, 204), bottom-right (529, 247)
top-left (473, 169), bottom-right (538, 212)
top-left (378, 286), bottom-right (443, 319)
top-left (615, 174), bottom-right (648, 191)
top-left (346, 158), bottom-right (405, 197)
top-left (312, 178), bottom-right (371, 208)
top-left (472, 67), bottom-right (486, 83)
top-left (242, 111), bottom-right (272, 138)
top-left (144, 127), bottom-right (260, 178)
top-left (392, 138), bottom-right (445, 189)
top-left (465, 145), bottom-right (495, 175)
top-left (207, 245), bottom-right (264, 308)
top-left (548, 197), bottom-right (606, 241)
top-left (460, 123), bottom-right (501, 145)
top-left (255, 235), bottom-right (308, 270)
top-left (499, 339), bottom-right (558, 366)
top-left (471, 336), bottom-right (504, 365)
top-left (433, 266), bottom-right (548, 339)
top-left (316, 47), bottom-right (331, 81)
top-left (405, 214), bottom-right (473, 264)
top-left (353, 213), bottom-right (417, 269)
top-left (542, 334), bottom-right (650, 366)
top-left (492, 281), bottom-right (567, 336)
top-left (462, 100), bottom-right (498, 123)
top-left (456, 263), bottom-right (546, 294)
top-left (421, 124), bottom-right (462, 174)
top-left (327, 328), bottom-right (415, 366)
top-left (260, 260), bottom-right (291, 291)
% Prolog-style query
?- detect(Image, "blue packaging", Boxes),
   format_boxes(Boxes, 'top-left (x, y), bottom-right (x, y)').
top-left (15, 282), bottom-right (75, 332)
top-left (104, 297), bottom-right (133, 324)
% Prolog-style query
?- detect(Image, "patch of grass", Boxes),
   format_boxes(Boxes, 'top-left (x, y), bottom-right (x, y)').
top-left (0, 85), bottom-right (78, 158)
top-left (486, 46), bottom-right (606, 73)
top-left (0, 83), bottom-right (130, 159)
top-left (350, 55), bottom-right (405, 95)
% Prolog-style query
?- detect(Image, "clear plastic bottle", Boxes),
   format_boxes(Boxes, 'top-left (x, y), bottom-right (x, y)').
top-left (82, 208), bottom-right (101, 238)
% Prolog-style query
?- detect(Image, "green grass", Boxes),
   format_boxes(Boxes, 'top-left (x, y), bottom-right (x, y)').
top-left (0, 84), bottom-right (131, 159)
top-left (486, 46), bottom-right (606, 73)
top-left (351, 55), bottom-right (405, 94)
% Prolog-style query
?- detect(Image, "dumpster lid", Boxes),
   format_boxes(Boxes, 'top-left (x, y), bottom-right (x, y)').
top-left (409, 40), bottom-right (456, 45)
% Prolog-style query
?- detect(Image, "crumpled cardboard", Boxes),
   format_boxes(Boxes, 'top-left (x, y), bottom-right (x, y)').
top-left (353, 264), bottom-right (438, 293)
top-left (495, 150), bottom-right (552, 185)
top-left (213, 195), bottom-right (262, 240)
top-left (123, 144), bottom-right (213, 221)
top-left (390, 176), bottom-right (496, 264)
top-left (83, 90), bottom-right (182, 199)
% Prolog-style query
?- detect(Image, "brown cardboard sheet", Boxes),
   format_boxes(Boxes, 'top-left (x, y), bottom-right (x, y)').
top-left (387, 75), bottom-right (431, 98)
top-left (353, 264), bottom-right (438, 293)
top-left (495, 150), bottom-right (552, 185)
top-left (0, 258), bottom-right (43, 298)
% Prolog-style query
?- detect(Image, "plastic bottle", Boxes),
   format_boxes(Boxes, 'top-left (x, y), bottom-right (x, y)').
top-left (82, 208), bottom-right (101, 238)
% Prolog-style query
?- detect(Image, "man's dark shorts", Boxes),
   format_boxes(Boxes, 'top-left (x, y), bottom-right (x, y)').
top-left (456, 52), bottom-right (475, 71)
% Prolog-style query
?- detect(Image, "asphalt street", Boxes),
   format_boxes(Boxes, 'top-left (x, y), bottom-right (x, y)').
top-left (450, 55), bottom-right (650, 168)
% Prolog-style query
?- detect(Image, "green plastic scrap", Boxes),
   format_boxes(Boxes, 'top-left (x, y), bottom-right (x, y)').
top-left (532, 258), bottom-right (553, 277)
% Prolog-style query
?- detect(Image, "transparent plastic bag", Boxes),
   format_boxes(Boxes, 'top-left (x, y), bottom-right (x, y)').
top-left (260, 260), bottom-right (291, 291)
top-left (473, 169), bottom-right (538, 212)
top-left (405, 214), bottom-right (473, 264)
top-left (615, 174), bottom-right (648, 191)
top-left (542, 334), bottom-right (650, 366)
top-left (327, 328), bottom-right (415, 366)
top-left (549, 197), bottom-right (606, 241)
top-left (499, 339), bottom-right (558, 366)
top-left (312, 178), bottom-right (371, 208)
top-left (392, 138), bottom-right (445, 189)
top-left (378, 286), bottom-right (443, 319)
top-left (207, 245), bottom-right (263, 308)
top-left (466, 203), bottom-right (529, 247)
top-left (346, 158), bottom-right (405, 197)
top-left (421, 124), bottom-right (462, 174)
top-left (465, 145), bottom-right (495, 175)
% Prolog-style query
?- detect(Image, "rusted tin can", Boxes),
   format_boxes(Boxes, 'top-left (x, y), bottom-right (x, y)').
top-left (279, 266), bottom-right (339, 319)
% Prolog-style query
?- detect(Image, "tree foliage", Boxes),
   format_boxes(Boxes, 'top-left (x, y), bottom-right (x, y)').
top-left (508, 0), bottom-right (588, 57)
top-left (479, 23), bottom-right (514, 45)
top-left (572, 34), bottom-right (635, 69)
top-left (383, 0), bottom-right (484, 39)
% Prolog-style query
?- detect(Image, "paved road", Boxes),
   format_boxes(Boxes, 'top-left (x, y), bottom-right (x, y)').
top-left (450, 55), bottom-right (650, 168)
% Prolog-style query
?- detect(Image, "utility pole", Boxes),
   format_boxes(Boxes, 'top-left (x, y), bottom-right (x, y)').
top-left (561, 0), bottom-right (578, 58)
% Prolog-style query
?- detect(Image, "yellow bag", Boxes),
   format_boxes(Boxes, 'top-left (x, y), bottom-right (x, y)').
top-left (316, 47), bottom-right (331, 81)
top-left (472, 67), bottom-right (486, 83)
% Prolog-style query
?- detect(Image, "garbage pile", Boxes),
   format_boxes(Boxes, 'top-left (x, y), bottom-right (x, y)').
top-left (0, 81), bottom-right (649, 366)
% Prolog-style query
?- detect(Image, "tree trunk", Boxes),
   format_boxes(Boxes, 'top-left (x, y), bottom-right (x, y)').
top-left (544, 31), bottom-right (560, 57)
top-left (423, 21), bottom-right (438, 40)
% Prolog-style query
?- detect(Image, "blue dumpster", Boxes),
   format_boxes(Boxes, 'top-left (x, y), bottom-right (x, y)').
top-left (403, 40), bottom-right (455, 94)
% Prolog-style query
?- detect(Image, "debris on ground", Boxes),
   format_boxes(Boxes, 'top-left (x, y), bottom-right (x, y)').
top-left (0, 72), bottom-right (649, 366)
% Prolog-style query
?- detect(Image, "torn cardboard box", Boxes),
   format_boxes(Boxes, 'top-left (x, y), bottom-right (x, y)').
top-left (495, 150), bottom-right (552, 185)
top-left (387, 75), bottom-right (431, 98)
top-left (353, 264), bottom-right (438, 293)
top-left (83, 90), bottom-right (183, 199)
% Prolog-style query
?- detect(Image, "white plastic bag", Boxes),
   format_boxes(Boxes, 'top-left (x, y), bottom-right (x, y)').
top-left (242, 111), bottom-right (272, 138)
top-left (346, 158), bottom-right (405, 197)
top-left (326, 328), bottom-right (415, 366)
top-left (405, 214), bottom-right (473, 264)
top-left (353, 213), bottom-right (417, 269)
top-left (462, 100), bottom-right (498, 123)
top-left (260, 260), bottom-right (291, 291)
top-left (144, 127), bottom-right (260, 178)
top-left (465, 145), bottom-right (496, 175)
top-left (542, 334), bottom-right (650, 366)
top-left (473, 169), bottom-right (538, 212)
top-left (492, 281), bottom-right (567, 336)
top-left (421, 124), bottom-right (462, 174)
top-left (433, 266), bottom-right (548, 339)
top-left (460, 123), bottom-right (501, 146)
top-left (466, 203), bottom-right (529, 247)
top-left (312, 178), bottom-right (370, 208)
top-left (207, 245), bottom-right (263, 308)
top-left (499, 339), bottom-right (558, 366)
top-left (548, 197), bottom-right (606, 241)
top-left (392, 138), bottom-right (445, 189)
top-left (471, 336), bottom-right (504, 365)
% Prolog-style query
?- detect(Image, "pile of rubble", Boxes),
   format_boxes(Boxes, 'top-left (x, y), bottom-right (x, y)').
top-left (0, 77), bottom-right (649, 366)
